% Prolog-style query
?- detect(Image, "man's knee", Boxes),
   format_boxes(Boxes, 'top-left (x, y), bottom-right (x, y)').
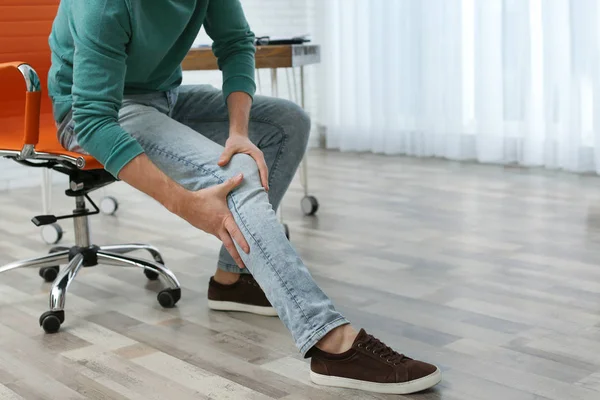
top-left (224, 153), bottom-right (261, 186)
top-left (278, 99), bottom-right (311, 147)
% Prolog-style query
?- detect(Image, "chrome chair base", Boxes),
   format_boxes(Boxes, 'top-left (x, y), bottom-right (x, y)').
top-left (0, 242), bottom-right (181, 333)
top-left (0, 164), bottom-right (182, 333)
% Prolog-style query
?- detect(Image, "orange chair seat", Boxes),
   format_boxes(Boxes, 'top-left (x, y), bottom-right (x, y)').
top-left (3, 113), bottom-right (103, 170)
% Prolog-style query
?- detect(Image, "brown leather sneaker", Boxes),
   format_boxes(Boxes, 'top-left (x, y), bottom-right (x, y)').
top-left (309, 329), bottom-right (441, 394)
top-left (207, 275), bottom-right (278, 316)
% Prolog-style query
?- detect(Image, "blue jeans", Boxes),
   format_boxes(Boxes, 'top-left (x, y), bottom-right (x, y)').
top-left (57, 85), bottom-right (349, 355)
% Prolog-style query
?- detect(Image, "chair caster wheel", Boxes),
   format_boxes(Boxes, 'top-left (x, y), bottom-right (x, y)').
top-left (100, 196), bottom-right (119, 215)
top-left (41, 223), bottom-right (63, 244)
top-left (301, 195), bottom-right (319, 216)
top-left (144, 255), bottom-right (164, 281)
top-left (39, 246), bottom-right (69, 282)
top-left (39, 266), bottom-right (59, 282)
top-left (284, 224), bottom-right (290, 240)
top-left (39, 310), bottom-right (64, 334)
top-left (157, 288), bottom-right (181, 308)
top-left (144, 269), bottom-right (159, 281)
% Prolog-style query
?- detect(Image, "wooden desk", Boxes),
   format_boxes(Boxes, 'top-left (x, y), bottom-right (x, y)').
top-left (182, 44), bottom-right (321, 70)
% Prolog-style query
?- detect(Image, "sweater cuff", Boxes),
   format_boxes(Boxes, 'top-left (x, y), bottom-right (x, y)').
top-left (223, 76), bottom-right (256, 103)
top-left (103, 138), bottom-right (145, 178)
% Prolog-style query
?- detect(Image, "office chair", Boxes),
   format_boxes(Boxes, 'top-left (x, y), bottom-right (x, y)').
top-left (0, 0), bottom-right (181, 334)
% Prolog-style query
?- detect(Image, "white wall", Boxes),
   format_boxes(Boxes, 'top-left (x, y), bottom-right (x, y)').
top-left (0, 0), bottom-right (317, 190)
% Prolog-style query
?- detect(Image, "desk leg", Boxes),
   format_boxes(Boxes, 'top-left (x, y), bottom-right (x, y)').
top-left (298, 66), bottom-right (319, 216)
top-left (270, 68), bottom-right (278, 97)
top-left (256, 69), bottom-right (262, 94)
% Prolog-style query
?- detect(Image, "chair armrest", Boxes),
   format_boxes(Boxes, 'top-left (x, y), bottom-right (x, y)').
top-left (0, 62), bottom-right (42, 152)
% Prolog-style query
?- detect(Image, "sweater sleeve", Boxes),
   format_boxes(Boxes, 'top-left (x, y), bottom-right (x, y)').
top-left (70, 0), bottom-right (144, 177)
top-left (203, 0), bottom-right (256, 102)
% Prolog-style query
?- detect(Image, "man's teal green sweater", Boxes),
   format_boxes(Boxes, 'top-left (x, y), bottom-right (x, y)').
top-left (48, 0), bottom-right (256, 177)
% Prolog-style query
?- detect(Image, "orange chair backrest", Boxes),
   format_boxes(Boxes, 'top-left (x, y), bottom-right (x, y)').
top-left (0, 0), bottom-right (59, 134)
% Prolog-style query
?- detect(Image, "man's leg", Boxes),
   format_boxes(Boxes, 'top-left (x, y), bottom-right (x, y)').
top-left (118, 92), bottom-right (349, 354)
top-left (59, 92), bottom-right (441, 394)
top-left (171, 85), bottom-right (310, 313)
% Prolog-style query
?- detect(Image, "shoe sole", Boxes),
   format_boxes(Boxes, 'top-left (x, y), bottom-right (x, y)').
top-left (310, 367), bottom-right (442, 394)
top-left (208, 300), bottom-right (278, 317)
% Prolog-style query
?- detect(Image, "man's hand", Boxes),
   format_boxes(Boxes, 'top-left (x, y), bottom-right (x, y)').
top-left (218, 135), bottom-right (269, 191)
top-left (220, 91), bottom-right (268, 190)
top-left (119, 154), bottom-right (250, 269)
top-left (173, 173), bottom-right (250, 269)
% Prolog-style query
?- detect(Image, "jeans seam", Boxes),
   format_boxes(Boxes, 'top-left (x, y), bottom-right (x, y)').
top-left (228, 194), bottom-right (315, 329)
top-left (241, 116), bottom-right (288, 189)
top-left (180, 115), bottom-right (286, 133)
top-left (138, 139), bottom-right (217, 179)
top-left (267, 129), bottom-right (287, 189)
top-left (140, 139), bottom-right (314, 328)
top-left (178, 116), bottom-right (289, 198)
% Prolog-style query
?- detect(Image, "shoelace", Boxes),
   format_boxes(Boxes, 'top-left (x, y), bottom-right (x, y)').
top-left (358, 335), bottom-right (410, 365)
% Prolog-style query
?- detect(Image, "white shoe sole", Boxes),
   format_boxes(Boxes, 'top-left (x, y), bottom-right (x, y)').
top-left (208, 300), bottom-right (278, 317)
top-left (310, 367), bottom-right (442, 394)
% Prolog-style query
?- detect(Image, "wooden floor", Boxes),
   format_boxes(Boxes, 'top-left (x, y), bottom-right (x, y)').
top-left (2, 150), bottom-right (600, 399)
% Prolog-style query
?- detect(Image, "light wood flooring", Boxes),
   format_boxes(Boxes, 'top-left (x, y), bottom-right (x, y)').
top-left (2, 150), bottom-right (600, 399)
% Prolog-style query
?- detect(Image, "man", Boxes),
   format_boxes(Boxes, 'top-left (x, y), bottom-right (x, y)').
top-left (48, 0), bottom-right (441, 395)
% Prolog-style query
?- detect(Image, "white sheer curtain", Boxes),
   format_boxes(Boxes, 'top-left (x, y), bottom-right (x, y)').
top-left (319, 0), bottom-right (600, 173)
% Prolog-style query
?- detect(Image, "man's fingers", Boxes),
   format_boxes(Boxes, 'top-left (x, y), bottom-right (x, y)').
top-left (218, 173), bottom-right (244, 194)
top-left (221, 231), bottom-right (246, 269)
top-left (253, 152), bottom-right (269, 191)
top-left (218, 147), bottom-right (235, 166)
top-left (225, 216), bottom-right (250, 254)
